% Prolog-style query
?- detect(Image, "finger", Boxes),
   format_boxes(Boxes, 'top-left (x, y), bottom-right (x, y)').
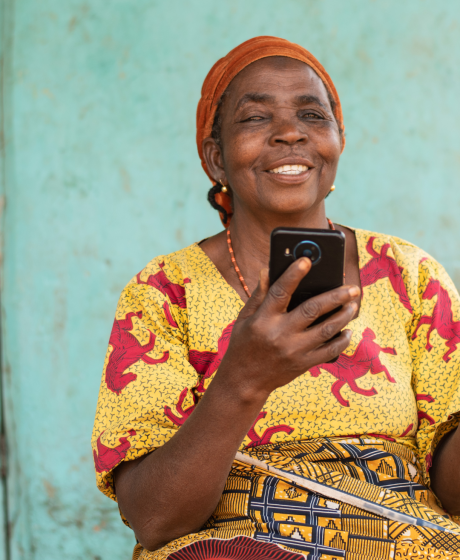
top-left (238, 268), bottom-right (269, 319)
top-left (307, 328), bottom-right (353, 365)
top-left (260, 258), bottom-right (312, 316)
top-left (289, 302), bottom-right (356, 357)
top-left (302, 302), bottom-right (358, 348)
top-left (289, 285), bottom-right (360, 331)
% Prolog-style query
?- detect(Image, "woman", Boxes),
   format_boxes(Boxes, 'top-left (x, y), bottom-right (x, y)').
top-left (92, 37), bottom-right (460, 559)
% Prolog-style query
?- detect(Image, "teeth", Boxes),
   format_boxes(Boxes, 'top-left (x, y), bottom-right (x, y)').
top-left (269, 164), bottom-right (308, 175)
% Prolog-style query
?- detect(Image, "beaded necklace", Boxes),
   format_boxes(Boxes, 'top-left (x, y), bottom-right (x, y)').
top-left (226, 218), bottom-right (337, 299)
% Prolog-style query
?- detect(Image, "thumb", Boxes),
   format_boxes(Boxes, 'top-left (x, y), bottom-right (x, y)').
top-left (238, 268), bottom-right (269, 318)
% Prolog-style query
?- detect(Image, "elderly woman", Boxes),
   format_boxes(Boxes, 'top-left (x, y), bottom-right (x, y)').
top-left (92, 37), bottom-right (460, 560)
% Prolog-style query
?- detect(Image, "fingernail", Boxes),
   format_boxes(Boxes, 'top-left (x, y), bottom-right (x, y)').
top-left (298, 258), bottom-right (309, 271)
top-left (348, 286), bottom-right (360, 297)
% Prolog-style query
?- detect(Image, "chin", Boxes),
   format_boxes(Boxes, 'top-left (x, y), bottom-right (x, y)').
top-left (260, 191), bottom-right (321, 217)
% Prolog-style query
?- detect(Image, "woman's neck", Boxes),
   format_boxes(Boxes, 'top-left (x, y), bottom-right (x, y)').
top-left (200, 203), bottom-right (330, 300)
top-left (229, 204), bottom-right (329, 290)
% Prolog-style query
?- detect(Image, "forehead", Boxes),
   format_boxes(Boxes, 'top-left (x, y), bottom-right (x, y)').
top-left (224, 56), bottom-right (331, 108)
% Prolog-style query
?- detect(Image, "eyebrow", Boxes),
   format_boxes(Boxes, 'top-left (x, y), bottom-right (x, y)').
top-left (235, 92), bottom-right (329, 111)
top-left (235, 93), bottom-right (275, 111)
top-left (295, 95), bottom-right (328, 110)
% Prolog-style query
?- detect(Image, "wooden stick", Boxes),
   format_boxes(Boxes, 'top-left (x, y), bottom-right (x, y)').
top-left (235, 452), bottom-right (459, 534)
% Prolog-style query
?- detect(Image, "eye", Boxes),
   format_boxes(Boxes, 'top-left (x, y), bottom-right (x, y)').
top-left (243, 115), bottom-right (265, 122)
top-left (300, 111), bottom-right (323, 119)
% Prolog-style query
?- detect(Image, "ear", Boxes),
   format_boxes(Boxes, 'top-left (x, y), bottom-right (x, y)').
top-left (202, 137), bottom-right (227, 185)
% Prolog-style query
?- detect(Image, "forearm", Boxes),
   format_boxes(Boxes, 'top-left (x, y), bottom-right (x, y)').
top-left (115, 370), bottom-right (268, 551)
top-left (114, 269), bottom-right (357, 550)
top-left (430, 426), bottom-right (460, 515)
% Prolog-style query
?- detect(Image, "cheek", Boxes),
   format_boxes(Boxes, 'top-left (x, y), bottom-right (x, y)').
top-left (317, 129), bottom-right (342, 165)
top-left (224, 131), bottom-right (264, 175)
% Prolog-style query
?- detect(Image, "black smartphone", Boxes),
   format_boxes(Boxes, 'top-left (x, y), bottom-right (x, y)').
top-left (269, 227), bottom-right (346, 361)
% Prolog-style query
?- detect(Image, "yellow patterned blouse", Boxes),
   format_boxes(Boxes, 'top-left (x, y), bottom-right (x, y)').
top-left (92, 227), bottom-right (460, 559)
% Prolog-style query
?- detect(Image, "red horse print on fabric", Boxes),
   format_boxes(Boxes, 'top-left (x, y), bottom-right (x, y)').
top-left (416, 393), bottom-right (435, 426)
top-left (93, 429), bottom-right (136, 473)
top-left (106, 311), bottom-right (169, 395)
top-left (412, 278), bottom-right (460, 362)
top-left (399, 394), bottom-right (435, 436)
top-left (309, 328), bottom-right (397, 407)
top-left (245, 411), bottom-right (294, 449)
top-left (400, 424), bottom-right (414, 437)
top-left (163, 301), bottom-right (179, 328)
top-left (164, 388), bottom-right (197, 426)
top-left (360, 237), bottom-right (413, 313)
top-left (189, 322), bottom-right (235, 393)
top-left (137, 262), bottom-right (190, 308)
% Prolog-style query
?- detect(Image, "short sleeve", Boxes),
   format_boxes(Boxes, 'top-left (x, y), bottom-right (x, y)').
top-left (408, 256), bottom-right (460, 485)
top-left (91, 256), bottom-right (199, 501)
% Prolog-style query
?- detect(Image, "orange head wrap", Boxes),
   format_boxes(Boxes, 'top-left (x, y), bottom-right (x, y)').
top-left (196, 36), bottom-right (345, 227)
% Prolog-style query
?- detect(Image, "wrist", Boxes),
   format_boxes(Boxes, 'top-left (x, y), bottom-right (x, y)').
top-left (209, 366), bottom-right (270, 410)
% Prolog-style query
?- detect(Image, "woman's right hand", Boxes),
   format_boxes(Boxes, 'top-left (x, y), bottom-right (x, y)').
top-left (215, 257), bottom-right (360, 402)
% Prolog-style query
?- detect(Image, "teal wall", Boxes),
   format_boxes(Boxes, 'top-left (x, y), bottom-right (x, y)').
top-left (1, 1), bottom-right (460, 558)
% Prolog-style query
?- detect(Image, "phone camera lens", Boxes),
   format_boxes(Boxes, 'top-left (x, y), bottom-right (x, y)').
top-left (293, 240), bottom-right (321, 265)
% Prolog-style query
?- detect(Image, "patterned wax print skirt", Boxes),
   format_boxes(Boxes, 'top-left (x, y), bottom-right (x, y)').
top-left (133, 438), bottom-right (460, 560)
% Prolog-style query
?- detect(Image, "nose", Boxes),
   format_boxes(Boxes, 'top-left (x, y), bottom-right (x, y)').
top-left (270, 115), bottom-right (307, 146)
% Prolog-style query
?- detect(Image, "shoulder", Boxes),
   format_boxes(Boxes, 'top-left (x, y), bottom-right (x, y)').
top-left (123, 243), bottom-right (204, 293)
top-left (353, 227), bottom-right (457, 299)
top-left (113, 244), bottom-right (210, 322)
top-left (352, 227), bottom-right (446, 279)
top-left (353, 227), bottom-right (432, 267)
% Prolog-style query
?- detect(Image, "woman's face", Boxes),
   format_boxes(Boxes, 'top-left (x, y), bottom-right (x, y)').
top-left (205, 56), bottom-right (342, 221)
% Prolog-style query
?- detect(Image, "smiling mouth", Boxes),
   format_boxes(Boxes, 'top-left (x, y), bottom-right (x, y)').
top-left (268, 164), bottom-right (309, 175)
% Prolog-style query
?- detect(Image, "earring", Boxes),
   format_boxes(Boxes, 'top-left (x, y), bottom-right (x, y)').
top-left (219, 179), bottom-right (228, 193)
top-left (329, 185), bottom-right (336, 193)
